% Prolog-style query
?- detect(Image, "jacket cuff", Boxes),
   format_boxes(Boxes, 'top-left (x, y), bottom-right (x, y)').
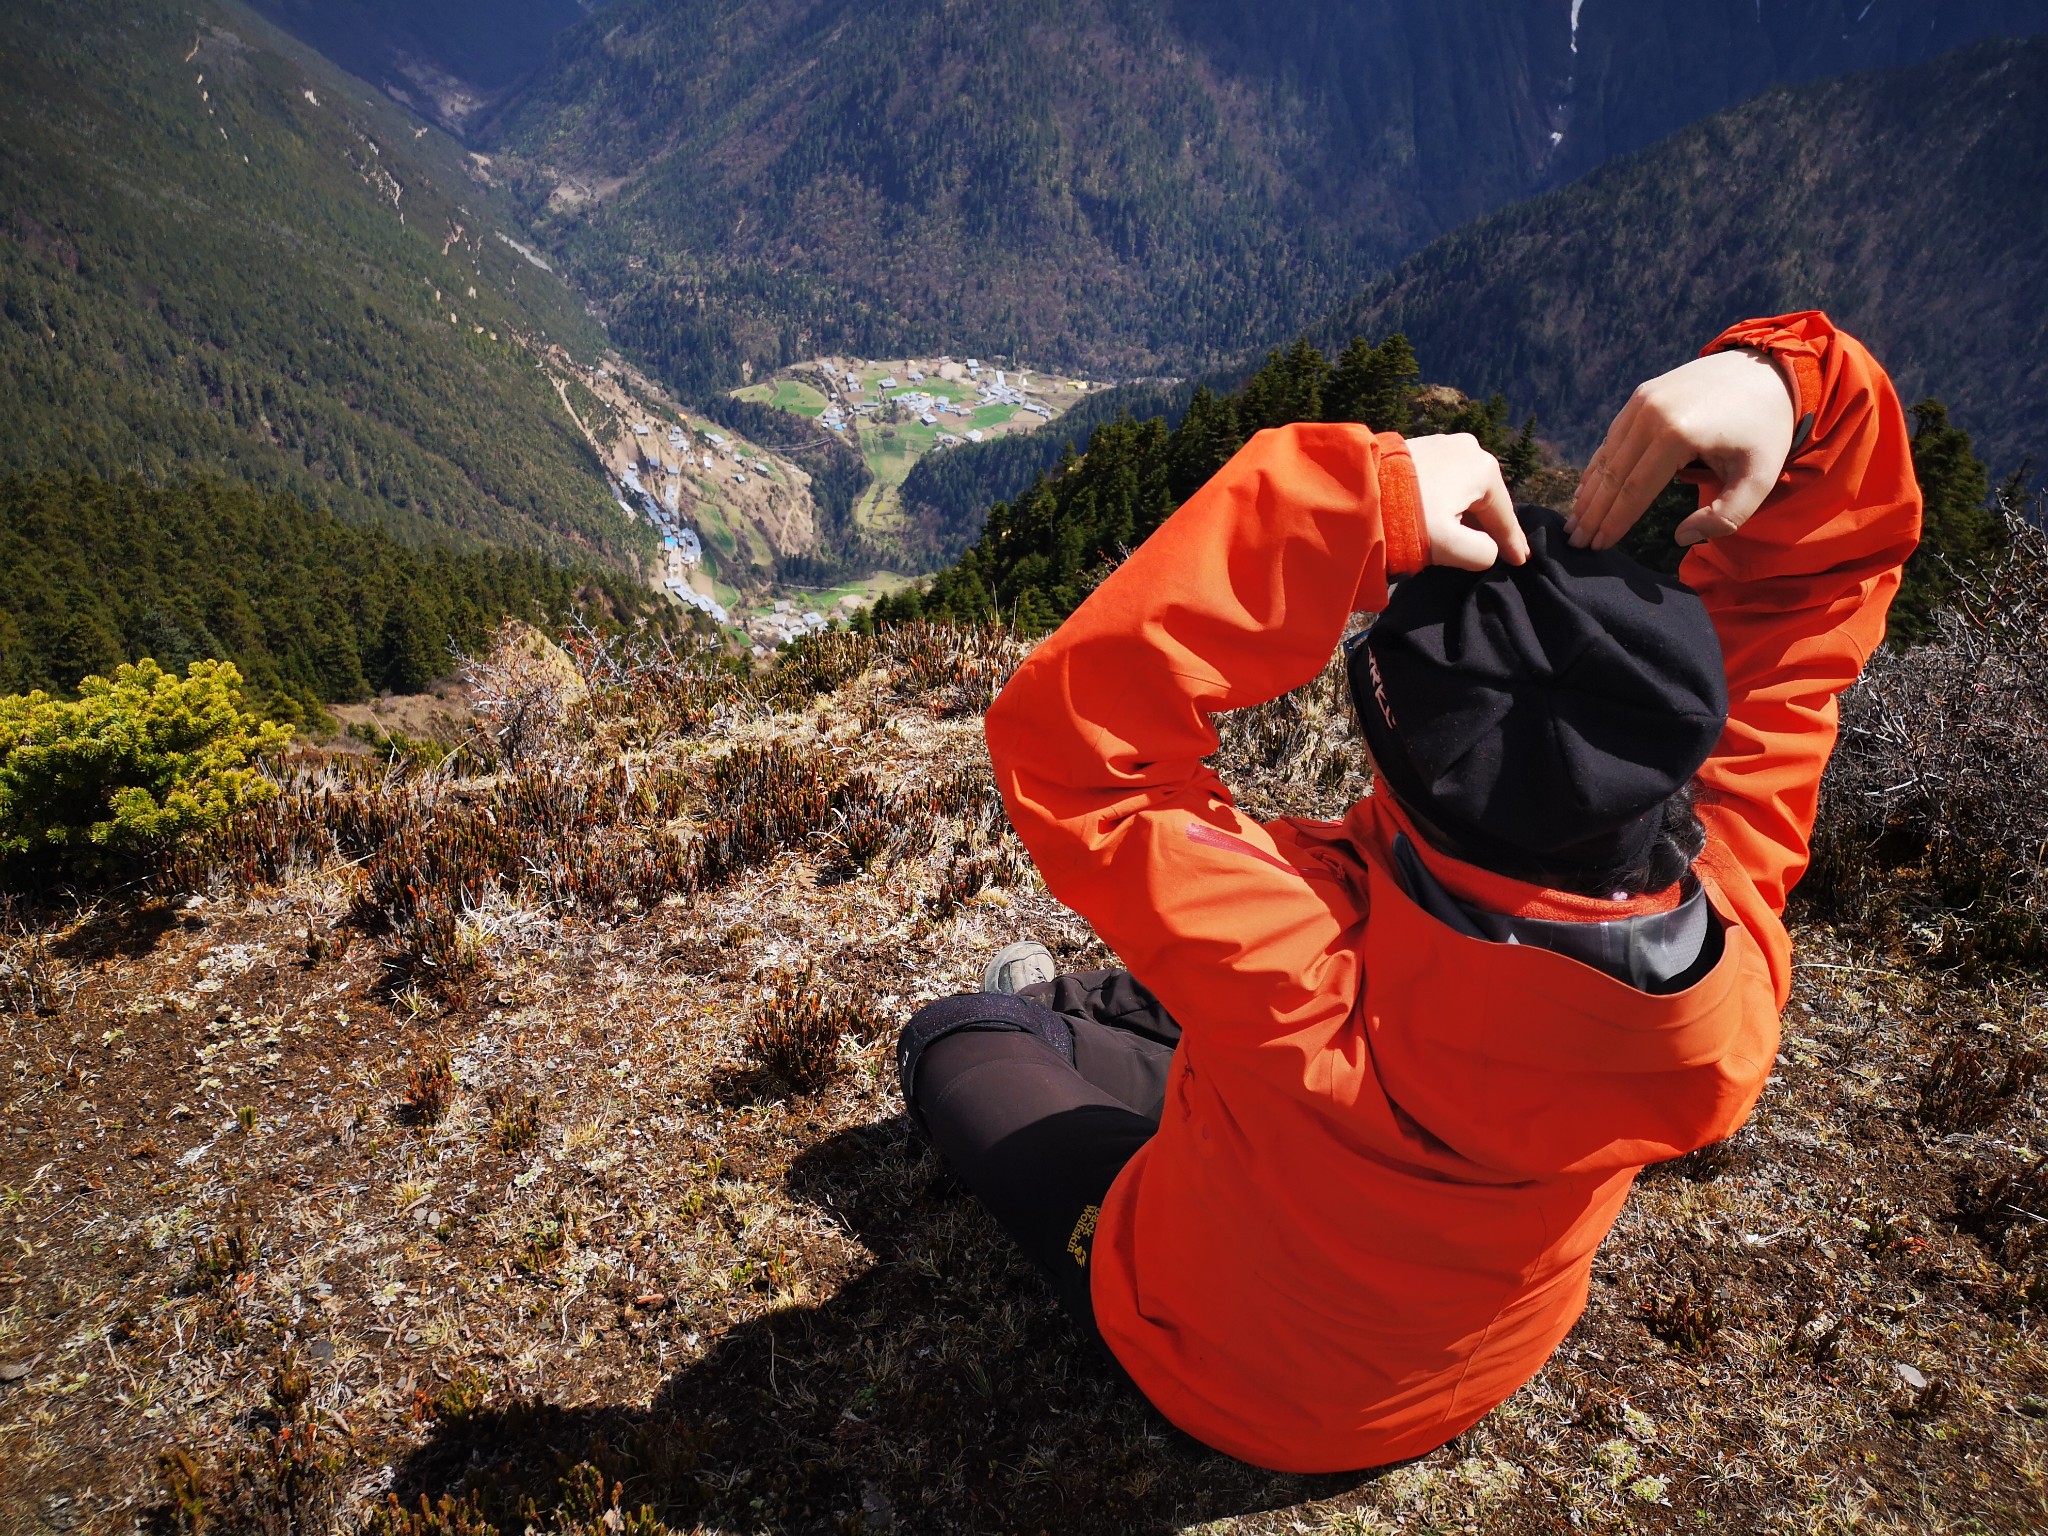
top-left (1374, 432), bottom-right (1428, 578)
top-left (1702, 316), bottom-right (1826, 459)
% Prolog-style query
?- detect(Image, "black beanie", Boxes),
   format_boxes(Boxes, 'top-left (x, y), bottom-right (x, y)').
top-left (1348, 505), bottom-right (1728, 882)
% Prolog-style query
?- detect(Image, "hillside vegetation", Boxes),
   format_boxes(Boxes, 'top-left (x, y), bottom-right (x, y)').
top-left (894, 379), bottom-right (1196, 566)
top-left (0, 477), bottom-right (663, 722)
top-left (247, 0), bottom-right (588, 130)
top-left (1321, 36), bottom-right (2048, 479)
top-left (6, 545), bottom-right (2048, 1526)
top-left (482, 0), bottom-right (2045, 394)
top-left (0, 0), bottom-right (639, 562)
top-left (869, 333), bottom-right (1549, 633)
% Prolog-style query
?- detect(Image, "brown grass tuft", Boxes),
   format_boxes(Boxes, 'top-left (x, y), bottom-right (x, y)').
top-left (400, 1049), bottom-right (456, 1128)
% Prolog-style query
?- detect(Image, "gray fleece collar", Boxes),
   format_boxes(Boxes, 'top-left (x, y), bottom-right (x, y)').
top-left (1388, 833), bottom-right (1719, 995)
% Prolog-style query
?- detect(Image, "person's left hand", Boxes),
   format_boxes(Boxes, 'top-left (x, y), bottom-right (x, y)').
top-left (1566, 348), bottom-right (1799, 551)
top-left (1406, 433), bottom-right (1530, 571)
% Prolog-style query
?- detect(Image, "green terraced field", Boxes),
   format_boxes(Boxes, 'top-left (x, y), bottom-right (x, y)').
top-left (735, 378), bottom-right (831, 417)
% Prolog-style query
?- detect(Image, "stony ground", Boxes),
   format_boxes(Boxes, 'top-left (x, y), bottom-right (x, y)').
top-left (3, 627), bottom-right (2045, 1535)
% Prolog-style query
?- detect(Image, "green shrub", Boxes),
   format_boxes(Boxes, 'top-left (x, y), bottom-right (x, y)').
top-left (0, 658), bottom-right (291, 873)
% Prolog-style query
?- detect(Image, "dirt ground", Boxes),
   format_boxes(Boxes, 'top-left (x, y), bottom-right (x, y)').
top-left (325, 686), bottom-right (472, 751)
top-left (3, 631), bottom-right (2046, 1535)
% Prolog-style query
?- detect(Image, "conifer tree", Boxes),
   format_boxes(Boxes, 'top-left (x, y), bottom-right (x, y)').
top-left (1166, 389), bottom-right (1244, 503)
top-left (1893, 399), bottom-right (2005, 643)
top-left (1237, 341), bottom-right (1331, 434)
top-left (1502, 415), bottom-right (1542, 495)
top-left (1325, 334), bottom-right (1420, 433)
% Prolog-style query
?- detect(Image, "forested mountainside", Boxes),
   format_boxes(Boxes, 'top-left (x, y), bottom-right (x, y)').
top-left (0, 0), bottom-right (639, 562)
top-left (246, 0), bottom-right (595, 130)
top-left (0, 478), bottom-right (662, 719)
top-left (867, 333), bottom-right (1535, 633)
top-left (1321, 37), bottom-right (2048, 480)
top-left (480, 0), bottom-right (2046, 396)
top-left (895, 381), bottom-right (1198, 565)
top-left (873, 326), bottom-right (2005, 643)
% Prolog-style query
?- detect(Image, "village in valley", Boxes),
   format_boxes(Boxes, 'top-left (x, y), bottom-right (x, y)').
top-left (726, 354), bottom-right (1105, 643)
top-left (540, 343), bottom-right (1106, 653)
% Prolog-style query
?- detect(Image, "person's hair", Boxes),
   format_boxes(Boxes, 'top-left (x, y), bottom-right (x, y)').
top-left (1393, 778), bottom-right (1708, 899)
top-left (1535, 782), bottom-right (1707, 899)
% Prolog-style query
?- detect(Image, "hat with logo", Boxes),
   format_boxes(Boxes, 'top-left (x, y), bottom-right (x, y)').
top-left (1347, 505), bottom-right (1728, 882)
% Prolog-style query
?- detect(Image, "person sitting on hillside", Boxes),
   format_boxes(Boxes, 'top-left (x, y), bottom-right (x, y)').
top-left (894, 312), bottom-right (1921, 1471)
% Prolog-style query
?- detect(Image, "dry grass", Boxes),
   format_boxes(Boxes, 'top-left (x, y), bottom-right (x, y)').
top-left (1, 619), bottom-right (2046, 1533)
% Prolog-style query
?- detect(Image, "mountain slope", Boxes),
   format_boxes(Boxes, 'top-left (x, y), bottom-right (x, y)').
top-left (246, 0), bottom-right (595, 130)
top-left (0, 0), bottom-right (639, 561)
top-left (0, 474), bottom-right (658, 712)
top-left (482, 0), bottom-right (2046, 392)
top-left (1320, 37), bottom-right (2048, 477)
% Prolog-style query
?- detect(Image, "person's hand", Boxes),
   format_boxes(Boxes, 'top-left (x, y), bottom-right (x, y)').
top-left (1566, 348), bottom-right (1799, 551)
top-left (1407, 433), bottom-right (1530, 571)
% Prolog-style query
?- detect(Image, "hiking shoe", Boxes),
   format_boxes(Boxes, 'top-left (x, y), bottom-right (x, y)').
top-left (982, 940), bottom-right (1055, 995)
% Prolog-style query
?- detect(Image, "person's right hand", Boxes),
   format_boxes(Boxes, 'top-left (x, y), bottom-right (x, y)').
top-left (1566, 348), bottom-right (1800, 551)
top-left (1406, 433), bottom-right (1530, 571)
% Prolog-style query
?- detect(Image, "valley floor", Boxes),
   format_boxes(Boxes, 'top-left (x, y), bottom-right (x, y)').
top-left (2, 634), bottom-right (2045, 1535)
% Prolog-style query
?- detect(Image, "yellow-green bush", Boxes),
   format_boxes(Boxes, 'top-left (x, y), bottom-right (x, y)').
top-left (0, 659), bottom-right (290, 872)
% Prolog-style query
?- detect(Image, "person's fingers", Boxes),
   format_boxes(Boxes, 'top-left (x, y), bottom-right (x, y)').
top-left (1568, 393), bottom-right (1643, 528)
top-left (1674, 503), bottom-right (1746, 546)
top-left (1430, 516), bottom-right (1503, 571)
top-left (1570, 401), bottom-right (1659, 548)
top-left (1467, 460), bottom-right (1529, 565)
top-left (1587, 432), bottom-right (1690, 550)
top-left (1674, 452), bottom-right (1777, 545)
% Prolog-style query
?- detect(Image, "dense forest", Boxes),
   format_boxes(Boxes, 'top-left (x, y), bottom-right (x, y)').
top-left (864, 333), bottom-right (2003, 642)
top-left (1321, 36), bottom-right (2048, 482)
top-left (0, 0), bottom-right (639, 562)
top-left (0, 476), bottom-right (664, 721)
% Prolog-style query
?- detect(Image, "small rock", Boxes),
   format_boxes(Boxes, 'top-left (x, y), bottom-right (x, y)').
top-left (0, 1361), bottom-right (29, 1383)
top-left (860, 1481), bottom-right (896, 1532)
top-left (308, 1339), bottom-right (335, 1362)
top-left (632, 1292), bottom-right (669, 1310)
top-left (1895, 1362), bottom-right (1929, 1392)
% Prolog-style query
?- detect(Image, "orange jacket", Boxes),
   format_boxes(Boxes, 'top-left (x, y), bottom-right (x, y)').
top-left (983, 313), bottom-right (1921, 1472)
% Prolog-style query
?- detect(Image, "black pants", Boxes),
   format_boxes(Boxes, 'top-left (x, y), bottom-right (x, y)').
top-left (900, 970), bottom-right (1180, 1348)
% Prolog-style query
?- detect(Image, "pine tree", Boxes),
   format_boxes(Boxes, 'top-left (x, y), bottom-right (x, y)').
top-left (1166, 388), bottom-right (1243, 503)
top-left (1502, 415), bottom-right (1541, 495)
top-left (1237, 341), bottom-right (1330, 435)
top-left (1325, 334), bottom-right (1419, 433)
top-left (1894, 398), bottom-right (2005, 643)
